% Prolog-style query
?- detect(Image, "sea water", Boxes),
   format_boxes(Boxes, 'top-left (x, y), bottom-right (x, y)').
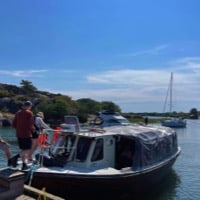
top-left (0, 120), bottom-right (200, 200)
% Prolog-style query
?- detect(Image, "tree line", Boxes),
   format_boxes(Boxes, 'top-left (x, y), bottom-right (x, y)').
top-left (0, 80), bottom-right (121, 127)
top-left (0, 80), bottom-right (199, 127)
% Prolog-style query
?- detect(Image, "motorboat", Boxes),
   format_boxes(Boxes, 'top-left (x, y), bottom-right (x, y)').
top-left (161, 117), bottom-right (186, 128)
top-left (22, 116), bottom-right (181, 199)
top-left (92, 111), bottom-right (130, 127)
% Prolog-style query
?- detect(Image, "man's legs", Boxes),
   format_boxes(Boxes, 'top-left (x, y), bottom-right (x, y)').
top-left (18, 137), bottom-right (32, 170)
top-left (29, 138), bottom-right (39, 160)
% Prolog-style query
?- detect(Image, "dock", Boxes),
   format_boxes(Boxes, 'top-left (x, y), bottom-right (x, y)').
top-left (0, 167), bottom-right (65, 200)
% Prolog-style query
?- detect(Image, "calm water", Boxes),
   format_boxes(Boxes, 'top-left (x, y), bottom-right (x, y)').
top-left (0, 120), bottom-right (200, 200)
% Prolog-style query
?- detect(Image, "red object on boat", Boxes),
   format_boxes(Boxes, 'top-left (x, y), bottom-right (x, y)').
top-left (38, 133), bottom-right (49, 146)
top-left (52, 126), bottom-right (62, 142)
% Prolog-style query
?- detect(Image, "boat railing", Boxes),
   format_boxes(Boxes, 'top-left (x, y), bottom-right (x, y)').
top-left (36, 128), bottom-right (78, 166)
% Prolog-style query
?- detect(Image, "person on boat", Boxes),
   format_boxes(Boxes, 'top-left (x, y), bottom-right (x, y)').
top-left (12, 101), bottom-right (35, 170)
top-left (0, 136), bottom-right (15, 166)
top-left (0, 121), bottom-right (13, 166)
top-left (144, 117), bottom-right (149, 125)
top-left (29, 111), bottom-right (51, 160)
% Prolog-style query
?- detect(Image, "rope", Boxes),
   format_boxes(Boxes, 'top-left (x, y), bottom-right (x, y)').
top-left (28, 162), bottom-right (40, 186)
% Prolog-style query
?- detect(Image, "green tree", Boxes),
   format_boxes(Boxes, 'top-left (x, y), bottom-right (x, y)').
top-left (38, 95), bottom-right (79, 126)
top-left (76, 98), bottom-right (101, 114)
top-left (100, 101), bottom-right (121, 113)
top-left (0, 89), bottom-right (13, 97)
top-left (53, 95), bottom-right (79, 114)
top-left (20, 80), bottom-right (37, 93)
top-left (44, 101), bottom-right (69, 126)
top-left (76, 98), bottom-right (101, 122)
top-left (189, 108), bottom-right (199, 119)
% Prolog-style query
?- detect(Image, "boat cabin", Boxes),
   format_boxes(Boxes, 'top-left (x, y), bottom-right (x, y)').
top-left (37, 124), bottom-right (134, 169)
top-left (38, 124), bottom-right (179, 172)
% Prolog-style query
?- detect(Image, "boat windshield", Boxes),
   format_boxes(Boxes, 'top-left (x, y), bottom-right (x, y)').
top-left (75, 137), bottom-right (92, 162)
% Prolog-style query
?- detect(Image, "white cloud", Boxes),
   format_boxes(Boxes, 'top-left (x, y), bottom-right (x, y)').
top-left (122, 44), bottom-right (169, 57)
top-left (87, 69), bottom-right (170, 87)
top-left (60, 58), bottom-right (200, 112)
top-left (2, 55), bottom-right (200, 112)
top-left (171, 57), bottom-right (200, 74)
top-left (0, 69), bottom-right (48, 77)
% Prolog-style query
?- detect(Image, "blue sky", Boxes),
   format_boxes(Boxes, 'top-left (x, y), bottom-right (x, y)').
top-left (0, 0), bottom-right (200, 113)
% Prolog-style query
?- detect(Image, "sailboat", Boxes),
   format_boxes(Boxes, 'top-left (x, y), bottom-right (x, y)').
top-left (161, 72), bottom-right (186, 128)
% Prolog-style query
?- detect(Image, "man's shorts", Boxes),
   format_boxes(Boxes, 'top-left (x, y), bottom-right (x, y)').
top-left (17, 137), bottom-right (32, 150)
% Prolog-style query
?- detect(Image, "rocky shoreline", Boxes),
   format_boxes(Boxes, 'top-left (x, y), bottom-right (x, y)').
top-left (0, 118), bottom-right (12, 126)
top-left (0, 113), bottom-right (14, 127)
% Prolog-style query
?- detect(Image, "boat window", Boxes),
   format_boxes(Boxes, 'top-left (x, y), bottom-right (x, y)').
top-left (75, 137), bottom-right (92, 162)
top-left (64, 116), bottom-right (80, 132)
top-left (50, 134), bottom-right (76, 158)
top-left (63, 135), bottom-right (76, 156)
top-left (91, 138), bottom-right (103, 161)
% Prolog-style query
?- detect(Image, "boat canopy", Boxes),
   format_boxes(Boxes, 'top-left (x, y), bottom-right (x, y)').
top-left (105, 125), bottom-right (178, 170)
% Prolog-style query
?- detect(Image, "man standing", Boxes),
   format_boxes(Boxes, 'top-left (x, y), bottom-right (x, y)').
top-left (12, 101), bottom-right (35, 170)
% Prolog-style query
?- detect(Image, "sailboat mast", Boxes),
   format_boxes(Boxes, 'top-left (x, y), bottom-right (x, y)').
top-left (170, 72), bottom-right (173, 113)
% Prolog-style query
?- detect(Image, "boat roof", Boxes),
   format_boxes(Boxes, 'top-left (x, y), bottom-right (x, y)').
top-left (77, 124), bottom-right (175, 140)
top-left (106, 125), bottom-right (175, 138)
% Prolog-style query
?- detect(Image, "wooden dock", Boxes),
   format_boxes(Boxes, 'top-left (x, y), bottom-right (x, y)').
top-left (16, 185), bottom-right (65, 200)
top-left (0, 167), bottom-right (65, 200)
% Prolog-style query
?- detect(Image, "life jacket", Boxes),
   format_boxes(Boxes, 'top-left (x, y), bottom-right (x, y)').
top-left (52, 126), bottom-right (62, 142)
top-left (38, 133), bottom-right (49, 146)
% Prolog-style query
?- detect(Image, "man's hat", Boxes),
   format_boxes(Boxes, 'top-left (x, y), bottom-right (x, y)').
top-left (24, 101), bottom-right (33, 107)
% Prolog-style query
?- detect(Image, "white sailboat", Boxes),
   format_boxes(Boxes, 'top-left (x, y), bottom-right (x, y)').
top-left (161, 72), bottom-right (186, 128)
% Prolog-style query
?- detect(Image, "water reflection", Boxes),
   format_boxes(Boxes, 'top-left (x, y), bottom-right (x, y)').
top-left (119, 169), bottom-right (181, 200)
top-left (78, 169), bottom-right (181, 200)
